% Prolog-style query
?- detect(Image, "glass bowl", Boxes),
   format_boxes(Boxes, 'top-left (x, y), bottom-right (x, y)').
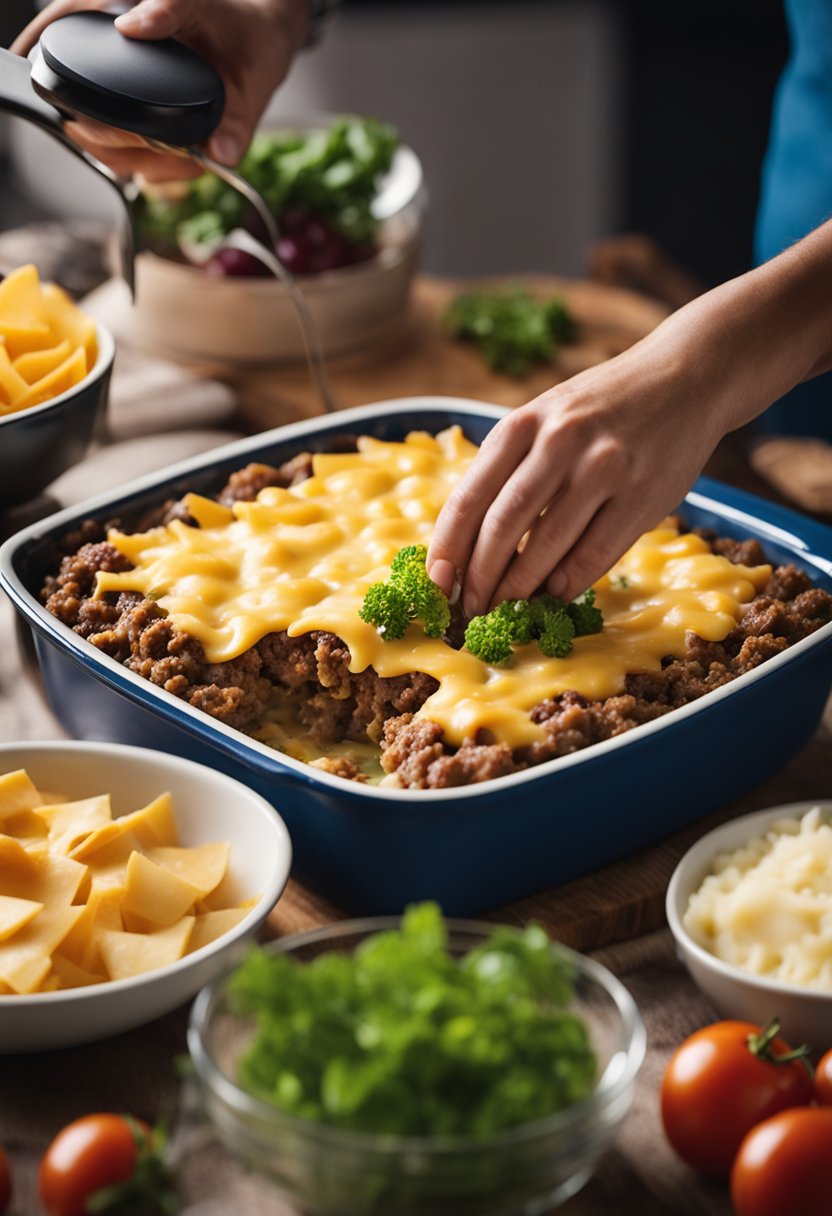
top-left (188, 919), bottom-right (645, 1216)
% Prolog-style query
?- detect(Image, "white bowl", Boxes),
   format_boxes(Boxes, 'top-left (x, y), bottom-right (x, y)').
top-left (0, 740), bottom-right (291, 1053)
top-left (667, 802), bottom-right (832, 1049)
top-left (131, 124), bottom-right (424, 366)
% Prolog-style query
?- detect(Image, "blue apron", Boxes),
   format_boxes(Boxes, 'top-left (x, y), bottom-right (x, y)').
top-left (755, 0), bottom-right (832, 438)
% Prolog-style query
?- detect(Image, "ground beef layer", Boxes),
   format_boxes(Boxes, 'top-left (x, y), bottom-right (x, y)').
top-left (41, 464), bottom-right (832, 789)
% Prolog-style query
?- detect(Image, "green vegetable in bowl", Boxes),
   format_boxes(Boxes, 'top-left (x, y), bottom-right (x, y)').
top-left (228, 903), bottom-right (597, 1137)
top-left (444, 287), bottom-right (577, 377)
top-left (138, 116), bottom-right (399, 275)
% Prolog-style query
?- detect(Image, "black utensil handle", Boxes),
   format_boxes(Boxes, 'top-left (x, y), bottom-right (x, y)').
top-left (0, 48), bottom-right (64, 137)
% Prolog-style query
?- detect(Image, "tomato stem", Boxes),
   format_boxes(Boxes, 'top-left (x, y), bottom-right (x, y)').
top-left (86, 1119), bottom-right (177, 1215)
top-left (746, 1018), bottom-right (814, 1077)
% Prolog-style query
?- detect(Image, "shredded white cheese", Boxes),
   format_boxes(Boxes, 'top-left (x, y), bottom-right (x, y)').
top-left (684, 807), bottom-right (832, 991)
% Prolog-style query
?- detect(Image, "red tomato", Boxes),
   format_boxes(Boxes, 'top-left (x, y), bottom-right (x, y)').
top-left (731, 1107), bottom-right (832, 1216)
top-left (39, 1114), bottom-right (157, 1216)
top-left (660, 1020), bottom-right (814, 1179)
top-left (814, 1047), bottom-right (832, 1106)
top-left (0, 1146), bottom-right (11, 1214)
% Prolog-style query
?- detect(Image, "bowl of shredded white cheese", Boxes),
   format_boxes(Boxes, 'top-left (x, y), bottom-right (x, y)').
top-left (667, 801), bottom-right (832, 1049)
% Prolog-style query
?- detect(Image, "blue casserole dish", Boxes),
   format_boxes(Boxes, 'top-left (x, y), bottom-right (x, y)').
top-left (2, 398), bottom-right (832, 914)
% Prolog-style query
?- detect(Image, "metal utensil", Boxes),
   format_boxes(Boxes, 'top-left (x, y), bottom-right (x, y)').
top-left (0, 46), bottom-right (139, 295)
top-left (0, 11), bottom-right (335, 411)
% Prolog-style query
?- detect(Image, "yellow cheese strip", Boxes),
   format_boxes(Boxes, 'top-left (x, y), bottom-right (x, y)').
top-left (0, 770), bottom-right (42, 822)
top-left (1, 769), bottom-right (252, 995)
top-left (187, 907), bottom-right (248, 953)
top-left (69, 792), bottom-right (175, 860)
top-left (0, 834), bottom-right (37, 880)
top-left (0, 905), bottom-right (85, 993)
top-left (40, 280), bottom-right (98, 367)
top-left (0, 264), bottom-right (47, 328)
top-left (0, 265), bottom-right (55, 361)
top-left (0, 895), bottom-right (44, 942)
top-left (49, 953), bottom-right (107, 989)
top-left (0, 322), bottom-right (53, 364)
top-left (183, 493), bottom-right (235, 529)
top-left (86, 846), bottom-right (133, 892)
top-left (2, 810), bottom-right (49, 843)
top-left (99, 917), bottom-right (194, 980)
top-left (146, 842), bottom-right (230, 897)
top-left (121, 852), bottom-right (202, 927)
top-left (11, 346), bottom-right (87, 412)
top-left (0, 345), bottom-right (31, 406)
top-left (1, 848), bottom-right (86, 905)
top-left (120, 908), bottom-right (158, 935)
top-left (13, 338), bottom-right (72, 384)
top-left (37, 794), bottom-right (112, 855)
top-left (96, 428), bottom-right (773, 750)
top-left (59, 888), bottom-right (124, 970)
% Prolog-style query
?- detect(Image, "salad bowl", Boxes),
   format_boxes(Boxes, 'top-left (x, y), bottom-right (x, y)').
top-left (131, 115), bottom-right (424, 365)
top-left (188, 917), bottom-right (645, 1216)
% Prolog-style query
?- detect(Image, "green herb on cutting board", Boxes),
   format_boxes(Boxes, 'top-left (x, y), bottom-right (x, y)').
top-left (228, 902), bottom-right (597, 1136)
top-left (443, 287), bottom-right (577, 377)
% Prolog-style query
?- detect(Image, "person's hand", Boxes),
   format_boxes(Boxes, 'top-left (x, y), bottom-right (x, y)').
top-left (11, 0), bottom-right (311, 181)
top-left (426, 329), bottom-right (728, 617)
top-left (426, 224), bottom-right (832, 619)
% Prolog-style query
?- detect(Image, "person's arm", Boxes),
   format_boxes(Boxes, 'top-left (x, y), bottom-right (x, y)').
top-left (10, 0), bottom-right (311, 180)
top-left (427, 219), bottom-right (832, 619)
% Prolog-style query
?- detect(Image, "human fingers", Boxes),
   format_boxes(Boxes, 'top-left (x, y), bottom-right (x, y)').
top-left (63, 121), bottom-right (202, 179)
top-left (116, 0), bottom-right (249, 164)
top-left (115, 0), bottom-right (184, 39)
top-left (459, 442), bottom-right (571, 617)
top-left (488, 441), bottom-right (622, 606)
top-left (117, 0), bottom-right (302, 167)
top-left (10, 0), bottom-right (114, 55)
top-left (426, 411), bottom-right (539, 599)
top-left (540, 497), bottom-right (654, 605)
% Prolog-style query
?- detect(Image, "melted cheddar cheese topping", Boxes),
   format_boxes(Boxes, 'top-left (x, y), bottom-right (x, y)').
top-left (95, 428), bottom-right (772, 749)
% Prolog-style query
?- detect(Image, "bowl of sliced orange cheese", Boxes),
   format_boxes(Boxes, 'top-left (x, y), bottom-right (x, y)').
top-left (0, 264), bottom-right (114, 509)
top-left (0, 740), bottom-right (291, 1052)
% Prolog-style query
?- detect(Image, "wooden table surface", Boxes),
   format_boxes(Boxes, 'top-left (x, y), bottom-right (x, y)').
top-left (2, 271), bottom-right (831, 1216)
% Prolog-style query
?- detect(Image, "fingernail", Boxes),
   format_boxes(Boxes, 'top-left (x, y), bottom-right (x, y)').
top-left (428, 558), bottom-right (456, 598)
top-left (116, 3), bottom-right (160, 31)
top-left (211, 133), bottom-right (243, 165)
top-left (463, 593), bottom-right (480, 620)
top-left (547, 569), bottom-right (567, 598)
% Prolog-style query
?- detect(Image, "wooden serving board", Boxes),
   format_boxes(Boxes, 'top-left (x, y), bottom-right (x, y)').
top-left (230, 274), bottom-right (670, 428)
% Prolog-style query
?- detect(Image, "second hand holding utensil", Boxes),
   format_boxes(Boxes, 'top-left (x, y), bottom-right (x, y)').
top-left (0, 9), bottom-right (335, 411)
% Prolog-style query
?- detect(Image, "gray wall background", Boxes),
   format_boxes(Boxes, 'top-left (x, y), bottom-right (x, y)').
top-left (1, 2), bottom-right (622, 279)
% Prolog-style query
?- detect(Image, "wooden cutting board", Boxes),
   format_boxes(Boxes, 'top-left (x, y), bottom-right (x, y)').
top-left (230, 274), bottom-right (670, 427)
